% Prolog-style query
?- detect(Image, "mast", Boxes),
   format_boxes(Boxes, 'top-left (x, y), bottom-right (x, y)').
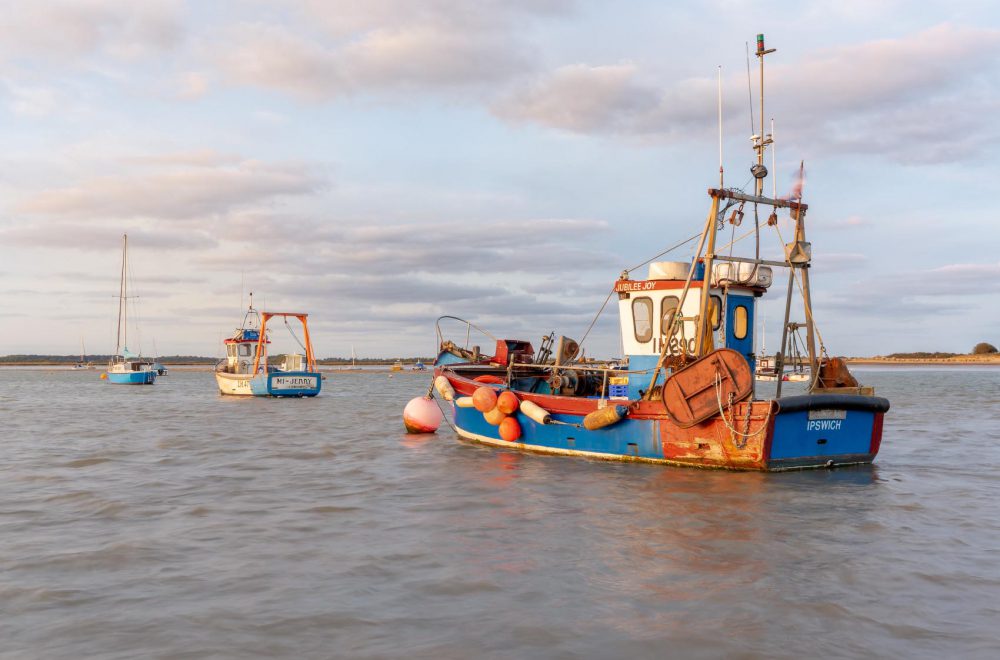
top-left (116, 234), bottom-right (127, 354)
top-left (123, 233), bottom-right (128, 352)
top-left (752, 34), bottom-right (775, 197)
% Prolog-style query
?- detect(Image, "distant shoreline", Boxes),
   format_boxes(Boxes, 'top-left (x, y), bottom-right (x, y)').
top-left (845, 356), bottom-right (1000, 366)
top-left (0, 364), bottom-right (428, 374)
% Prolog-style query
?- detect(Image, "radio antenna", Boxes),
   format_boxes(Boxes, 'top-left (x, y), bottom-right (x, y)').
top-left (744, 42), bottom-right (755, 136)
top-left (718, 65), bottom-right (724, 187)
top-left (771, 118), bottom-right (776, 198)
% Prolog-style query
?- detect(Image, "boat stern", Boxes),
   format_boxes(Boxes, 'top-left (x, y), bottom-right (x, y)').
top-left (765, 394), bottom-right (890, 470)
top-left (252, 371), bottom-right (322, 397)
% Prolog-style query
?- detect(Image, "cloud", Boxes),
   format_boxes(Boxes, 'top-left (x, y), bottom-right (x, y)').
top-left (812, 252), bottom-right (868, 273)
top-left (208, 1), bottom-right (576, 99)
top-left (820, 260), bottom-right (1000, 320)
top-left (211, 23), bottom-right (531, 99)
top-left (494, 63), bottom-right (660, 133)
top-left (289, 0), bottom-right (575, 36)
top-left (0, 0), bottom-right (182, 65)
top-left (13, 154), bottom-right (324, 220)
top-left (0, 222), bottom-right (216, 250)
top-left (193, 214), bottom-right (615, 277)
top-left (494, 24), bottom-right (1000, 163)
top-left (176, 71), bottom-right (209, 100)
top-left (3, 83), bottom-right (62, 116)
top-left (0, 223), bottom-right (213, 252)
top-left (823, 215), bottom-right (869, 230)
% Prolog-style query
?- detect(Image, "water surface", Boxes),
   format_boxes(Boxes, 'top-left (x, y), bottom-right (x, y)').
top-left (1, 367), bottom-right (998, 658)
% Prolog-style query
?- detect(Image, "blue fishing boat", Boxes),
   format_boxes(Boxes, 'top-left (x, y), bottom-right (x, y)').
top-left (418, 35), bottom-right (889, 471)
top-left (104, 234), bottom-right (157, 385)
top-left (215, 298), bottom-right (321, 397)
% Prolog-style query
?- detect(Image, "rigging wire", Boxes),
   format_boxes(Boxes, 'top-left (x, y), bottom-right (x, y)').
top-left (577, 287), bottom-right (616, 350)
top-left (745, 42), bottom-right (755, 137)
top-left (284, 317), bottom-right (308, 354)
top-left (624, 232), bottom-right (701, 275)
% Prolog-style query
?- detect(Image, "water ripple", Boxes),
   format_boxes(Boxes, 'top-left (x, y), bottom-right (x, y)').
top-left (0, 367), bottom-right (999, 658)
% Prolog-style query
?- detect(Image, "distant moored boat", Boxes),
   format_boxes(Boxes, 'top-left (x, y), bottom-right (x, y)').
top-left (214, 294), bottom-right (322, 397)
top-left (104, 234), bottom-right (157, 385)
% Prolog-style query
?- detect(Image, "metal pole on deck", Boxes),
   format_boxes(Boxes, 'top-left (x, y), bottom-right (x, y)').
top-left (794, 205), bottom-right (819, 378)
top-left (695, 195), bottom-right (721, 356)
top-left (775, 266), bottom-right (795, 399)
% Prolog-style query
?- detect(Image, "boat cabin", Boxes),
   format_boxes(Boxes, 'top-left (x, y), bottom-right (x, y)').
top-left (223, 328), bottom-right (267, 375)
top-left (615, 260), bottom-right (772, 398)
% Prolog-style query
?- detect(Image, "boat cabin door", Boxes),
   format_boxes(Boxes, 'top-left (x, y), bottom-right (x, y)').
top-left (724, 294), bottom-right (755, 372)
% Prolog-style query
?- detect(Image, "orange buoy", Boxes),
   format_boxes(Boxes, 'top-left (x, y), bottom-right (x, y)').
top-left (499, 416), bottom-right (522, 442)
top-left (496, 391), bottom-right (520, 415)
top-left (472, 386), bottom-right (498, 412)
top-left (403, 396), bottom-right (443, 433)
top-left (483, 406), bottom-right (507, 426)
top-left (100, 373), bottom-right (108, 380)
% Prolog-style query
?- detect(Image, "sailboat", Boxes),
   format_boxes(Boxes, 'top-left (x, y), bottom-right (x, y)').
top-left (73, 339), bottom-right (94, 369)
top-left (150, 339), bottom-right (168, 376)
top-left (104, 234), bottom-right (157, 385)
top-left (344, 345), bottom-right (362, 371)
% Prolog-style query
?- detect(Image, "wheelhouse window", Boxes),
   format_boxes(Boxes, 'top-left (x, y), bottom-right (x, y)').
top-left (733, 304), bottom-right (748, 339)
top-left (632, 297), bottom-right (653, 342)
top-left (239, 344), bottom-right (253, 357)
top-left (660, 296), bottom-right (680, 335)
top-left (710, 295), bottom-right (722, 330)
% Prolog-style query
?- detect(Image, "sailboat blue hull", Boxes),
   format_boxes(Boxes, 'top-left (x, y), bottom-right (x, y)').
top-left (107, 371), bottom-right (157, 385)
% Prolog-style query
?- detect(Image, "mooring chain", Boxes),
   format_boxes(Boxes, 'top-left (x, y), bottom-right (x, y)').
top-left (714, 373), bottom-right (772, 447)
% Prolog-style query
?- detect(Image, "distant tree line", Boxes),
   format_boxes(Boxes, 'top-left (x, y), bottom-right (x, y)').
top-left (0, 354), bottom-right (436, 364)
top-left (886, 342), bottom-right (997, 359)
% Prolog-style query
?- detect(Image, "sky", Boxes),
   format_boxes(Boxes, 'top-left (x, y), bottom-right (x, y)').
top-left (1, 0), bottom-right (998, 359)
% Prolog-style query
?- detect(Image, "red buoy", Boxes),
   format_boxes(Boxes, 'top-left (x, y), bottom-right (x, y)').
top-left (496, 391), bottom-right (520, 415)
top-left (403, 396), bottom-right (443, 434)
top-left (473, 386), bottom-right (498, 412)
top-left (499, 416), bottom-right (522, 442)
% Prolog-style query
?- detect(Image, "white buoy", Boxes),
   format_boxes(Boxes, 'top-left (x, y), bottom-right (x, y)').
top-left (455, 396), bottom-right (475, 408)
top-left (520, 400), bottom-right (552, 425)
top-left (434, 375), bottom-right (456, 401)
top-left (403, 396), bottom-right (443, 433)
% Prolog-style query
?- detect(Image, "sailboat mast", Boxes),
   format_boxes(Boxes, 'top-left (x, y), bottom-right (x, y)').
top-left (123, 234), bottom-right (128, 351)
top-left (116, 234), bottom-right (127, 353)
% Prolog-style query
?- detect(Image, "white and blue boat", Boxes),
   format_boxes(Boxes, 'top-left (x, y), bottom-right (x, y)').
top-left (104, 234), bottom-right (157, 385)
top-left (214, 297), bottom-right (321, 397)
